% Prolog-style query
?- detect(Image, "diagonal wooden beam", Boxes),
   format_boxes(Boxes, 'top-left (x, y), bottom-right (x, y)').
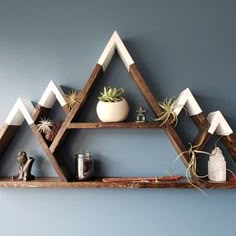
top-left (0, 104), bottom-right (51, 158)
top-left (129, 63), bottom-right (190, 167)
top-left (31, 104), bottom-right (73, 181)
top-left (50, 64), bottom-right (103, 153)
top-left (192, 112), bottom-right (236, 162)
top-left (129, 64), bottom-right (163, 115)
top-left (0, 101), bottom-right (72, 181)
top-left (193, 130), bottom-right (211, 153)
top-left (191, 113), bottom-right (211, 152)
top-left (30, 124), bottom-right (73, 181)
top-left (0, 124), bottom-right (19, 156)
top-left (0, 83), bottom-right (69, 158)
top-left (191, 113), bottom-right (209, 130)
top-left (222, 134), bottom-right (236, 161)
top-left (32, 105), bottom-right (51, 122)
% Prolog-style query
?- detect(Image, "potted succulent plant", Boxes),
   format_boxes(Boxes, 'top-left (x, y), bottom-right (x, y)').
top-left (96, 87), bottom-right (129, 122)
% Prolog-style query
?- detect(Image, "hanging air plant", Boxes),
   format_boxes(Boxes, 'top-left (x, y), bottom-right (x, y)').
top-left (65, 90), bottom-right (81, 111)
top-left (173, 141), bottom-right (210, 196)
top-left (172, 135), bottom-right (236, 196)
top-left (154, 97), bottom-right (178, 126)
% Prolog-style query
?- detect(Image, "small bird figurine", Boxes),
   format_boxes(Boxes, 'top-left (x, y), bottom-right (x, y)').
top-left (13, 151), bottom-right (35, 181)
top-left (17, 151), bottom-right (28, 166)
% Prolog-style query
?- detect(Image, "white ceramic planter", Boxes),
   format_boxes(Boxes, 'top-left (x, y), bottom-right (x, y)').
top-left (96, 99), bottom-right (129, 122)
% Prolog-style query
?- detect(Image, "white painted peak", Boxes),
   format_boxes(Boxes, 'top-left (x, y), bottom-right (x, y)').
top-left (97, 31), bottom-right (134, 72)
top-left (5, 97), bottom-right (34, 126)
top-left (174, 88), bottom-right (202, 116)
top-left (207, 111), bottom-right (233, 136)
top-left (38, 80), bottom-right (67, 108)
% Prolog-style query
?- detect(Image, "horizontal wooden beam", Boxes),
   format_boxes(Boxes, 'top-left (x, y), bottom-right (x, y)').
top-left (68, 122), bottom-right (161, 129)
top-left (0, 177), bottom-right (234, 189)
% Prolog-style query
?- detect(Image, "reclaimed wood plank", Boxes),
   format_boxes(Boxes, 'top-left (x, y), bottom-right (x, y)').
top-left (0, 177), bottom-right (235, 189)
top-left (129, 64), bottom-right (163, 115)
top-left (129, 64), bottom-right (191, 167)
top-left (0, 124), bottom-right (19, 156)
top-left (50, 64), bottom-right (103, 153)
top-left (30, 124), bottom-right (73, 181)
top-left (68, 122), bottom-right (161, 129)
top-left (222, 134), bottom-right (236, 161)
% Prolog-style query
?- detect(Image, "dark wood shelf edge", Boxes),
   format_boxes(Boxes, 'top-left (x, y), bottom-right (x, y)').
top-left (68, 122), bottom-right (162, 129)
top-left (0, 177), bottom-right (235, 189)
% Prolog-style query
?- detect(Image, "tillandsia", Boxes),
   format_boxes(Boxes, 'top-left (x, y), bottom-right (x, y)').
top-left (173, 141), bottom-right (211, 196)
top-left (154, 97), bottom-right (178, 127)
top-left (98, 87), bottom-right (125, 102)
top-left (36, 117), bottom-right (54, 135)
top-left (45, 121), bottom-right (63, 142)
top-left (65, 90), bottom-right (81, 111)
top-left (172, 135), bottom-right (236, 196)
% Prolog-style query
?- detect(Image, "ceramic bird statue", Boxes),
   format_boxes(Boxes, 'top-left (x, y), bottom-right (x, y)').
top-left (13, 151), bottom-right (35, 181)
top-left (17, 151), bottom-right (28, 166)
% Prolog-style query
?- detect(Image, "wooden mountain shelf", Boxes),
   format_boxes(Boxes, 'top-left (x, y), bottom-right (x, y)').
top-left (68, 122), bottom-right (162, 129)
top-left (0, 31), bottom-right (236, 189)
top-left (0, 177), bottom-right (235, 189)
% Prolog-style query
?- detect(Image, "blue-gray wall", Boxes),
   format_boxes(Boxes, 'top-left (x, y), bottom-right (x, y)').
top-left (0, 1), bottom-right (235, 235)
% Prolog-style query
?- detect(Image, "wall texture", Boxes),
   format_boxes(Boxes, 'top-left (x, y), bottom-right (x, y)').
top-left (0, 1), bottom-right (235, 235)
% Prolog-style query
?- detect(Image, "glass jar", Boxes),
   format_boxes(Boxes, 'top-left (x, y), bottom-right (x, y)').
top-left (75, 153), bottom-right (94, 180)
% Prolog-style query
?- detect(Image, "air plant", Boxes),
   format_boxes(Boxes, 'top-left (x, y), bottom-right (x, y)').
top-left (98, 87), bottom-right (125, 102)
top-left (154, 97), bottom-right (178, 126)
top-left (45, 121), bottom-right (63, 142)
top-left (36, 118), bottom-right (54, 135)
top-left (172, 135), bottom-right (234, 196)
top-left (173, 140), bottom-right (210, 196)
top-left (65, 90), bottom-right (80, 111)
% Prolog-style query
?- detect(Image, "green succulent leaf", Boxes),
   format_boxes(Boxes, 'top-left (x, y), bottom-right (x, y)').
top-left (98, 86), bottom-right (125, 102)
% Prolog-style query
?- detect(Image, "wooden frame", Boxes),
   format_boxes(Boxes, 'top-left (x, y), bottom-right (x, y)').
top-left (0, 81), bottom-right (72, 182)
top-left (0, 31), bottom-right (236, 187)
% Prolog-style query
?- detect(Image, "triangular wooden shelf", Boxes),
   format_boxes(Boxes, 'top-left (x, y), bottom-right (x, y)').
top-left (0, 81), bottom-right (73, 182)
top-left (0, 31), bottom-right (236, 188)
